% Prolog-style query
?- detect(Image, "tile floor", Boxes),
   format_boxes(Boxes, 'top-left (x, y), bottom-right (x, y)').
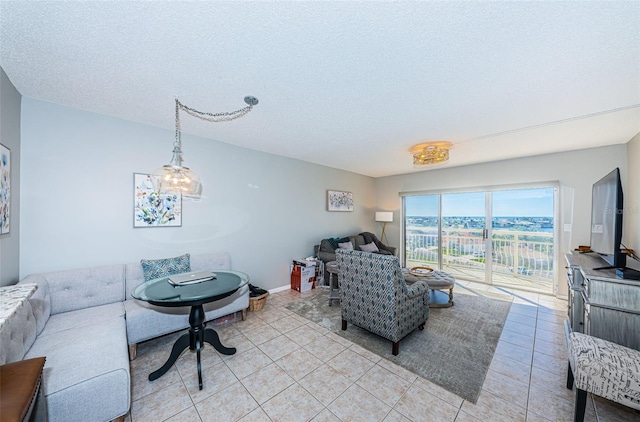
top-left (124, 280), bottom-right (639, 421)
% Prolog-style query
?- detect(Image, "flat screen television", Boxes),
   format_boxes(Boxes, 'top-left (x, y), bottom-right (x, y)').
top-left (590, 167), bottom-right (626, 270)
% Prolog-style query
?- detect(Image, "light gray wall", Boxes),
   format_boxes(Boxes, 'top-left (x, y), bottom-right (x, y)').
top-left (19, 98), bottom-right (375, 290)
top-left (0, 67), bottom-right (21, 286)
top-left (626, 132), bottom-right (640, 255)
top-left (16, 96), bottom-right (639, 295)
top-left (374, 145), bottom-right (629, 297)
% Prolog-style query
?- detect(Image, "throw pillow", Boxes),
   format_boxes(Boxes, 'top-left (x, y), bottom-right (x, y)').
top-left (141, 253), bottom-right (191, 281)
top-left (359, 242), bottom-right (379, 253)
top-left (338, 241), bottom-right (354, 250)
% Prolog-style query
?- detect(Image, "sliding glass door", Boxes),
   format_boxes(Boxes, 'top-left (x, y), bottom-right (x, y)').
top-left (403, 186), bottom-right (555, 294)
top-left (490, 188), bottom-right (555, 292)
top-left (441, 192), bottom-right (486, 282)
top-left (405, 195), bottom-right (440, 269)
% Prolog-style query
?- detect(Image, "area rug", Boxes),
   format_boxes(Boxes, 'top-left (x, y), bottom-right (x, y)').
top-left (285, 287), bottom-right (512, 404)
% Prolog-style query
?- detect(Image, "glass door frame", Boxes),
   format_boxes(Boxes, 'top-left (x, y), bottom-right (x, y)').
top-left (484, 191), bottom-right (492, 283)
top-left (401, 181), bottom-right (560, 295)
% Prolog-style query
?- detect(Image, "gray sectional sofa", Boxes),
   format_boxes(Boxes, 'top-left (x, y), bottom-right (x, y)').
top-left (0, 252), bottom-right (248, 422)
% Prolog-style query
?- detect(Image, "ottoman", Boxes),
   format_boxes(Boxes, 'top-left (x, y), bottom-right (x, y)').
top-left (402, 268), bottom-right (455, 308)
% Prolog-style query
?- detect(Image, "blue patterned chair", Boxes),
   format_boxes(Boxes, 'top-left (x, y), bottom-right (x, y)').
top-left (336, 249), bottom-right (430, 355)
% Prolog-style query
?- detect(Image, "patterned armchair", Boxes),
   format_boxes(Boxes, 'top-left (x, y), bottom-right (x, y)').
top-left (336, 249), bottom-right (430, 355)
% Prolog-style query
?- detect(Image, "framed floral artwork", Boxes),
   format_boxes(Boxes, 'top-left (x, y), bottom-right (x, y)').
top-left (0, 143), bottom-right (9, 234)
top-left (327, 190), bottom-right (354, 212)
top-left (133, 173), bottom-right (182, 227)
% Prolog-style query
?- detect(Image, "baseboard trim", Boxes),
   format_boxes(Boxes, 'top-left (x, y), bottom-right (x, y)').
top-left (269, 284), bottom-right (291, 294)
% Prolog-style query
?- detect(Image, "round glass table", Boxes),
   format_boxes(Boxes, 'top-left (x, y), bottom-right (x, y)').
top-left (132, 270), bottom-right (249, 390)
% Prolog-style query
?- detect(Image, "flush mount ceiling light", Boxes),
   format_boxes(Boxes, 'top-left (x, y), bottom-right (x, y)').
top-left (153, 96), bottom-right (258, 199)
top-left (411, 141), bottom-right (452, 166)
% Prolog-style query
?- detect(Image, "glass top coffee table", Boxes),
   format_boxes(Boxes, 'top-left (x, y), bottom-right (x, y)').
top-left (132, 270), bottom-right (249, 390)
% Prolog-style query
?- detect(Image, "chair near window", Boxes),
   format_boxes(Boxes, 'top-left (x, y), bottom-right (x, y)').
top-left (566, 332), bottom-right (640, 422)
top-left (336, 249), bottom-right (430, 355)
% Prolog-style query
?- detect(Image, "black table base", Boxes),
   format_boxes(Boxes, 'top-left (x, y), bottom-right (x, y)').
top-left (148, 304), bottom-right (236, 390)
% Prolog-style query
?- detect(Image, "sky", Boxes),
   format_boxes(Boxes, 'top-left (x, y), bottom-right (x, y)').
top-left (405, 187), bottom-right (555, 217)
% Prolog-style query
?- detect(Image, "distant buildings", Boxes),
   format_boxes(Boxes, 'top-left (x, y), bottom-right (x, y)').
top-left (407, 216), bottom-right (553, 233)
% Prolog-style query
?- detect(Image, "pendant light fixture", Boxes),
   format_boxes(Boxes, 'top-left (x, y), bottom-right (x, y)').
top-left (153, 96), bottom-right (258, 199)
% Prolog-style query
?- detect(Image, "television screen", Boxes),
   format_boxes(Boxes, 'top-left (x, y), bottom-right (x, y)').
top-left (590, 168), bottom-right (625, 269)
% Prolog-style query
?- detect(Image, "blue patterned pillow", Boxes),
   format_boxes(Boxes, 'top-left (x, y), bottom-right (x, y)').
top-left (141, 253), bottom-right (191, 281)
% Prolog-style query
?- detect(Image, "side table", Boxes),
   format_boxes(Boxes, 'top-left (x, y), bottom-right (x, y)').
top-left (132, 270), bottom-right (249, 390)
top-left (326, 261), bottom-right (340, 306)
top-left (0, 357), bottom-right (47, 422)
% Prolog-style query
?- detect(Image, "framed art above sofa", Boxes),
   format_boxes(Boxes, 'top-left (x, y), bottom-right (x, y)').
top-left (133, 173), bottom-right (182, 227)
top-left (327, 190), bottom-right (353, 212)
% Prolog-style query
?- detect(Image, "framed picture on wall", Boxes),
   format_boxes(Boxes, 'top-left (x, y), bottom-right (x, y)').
top-left (327, 190), bottom-right (354, 212)
top-left (133, 173), bottom-right (182, 227)
top-left (0, 143), bottom-right (10, 234)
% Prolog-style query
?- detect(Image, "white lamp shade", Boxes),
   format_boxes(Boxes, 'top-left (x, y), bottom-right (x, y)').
top-left (375, 211), bottom-right (393, 223)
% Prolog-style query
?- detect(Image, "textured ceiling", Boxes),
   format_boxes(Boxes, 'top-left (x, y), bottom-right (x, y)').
top-left (1, 1), bottom-right (639, 177)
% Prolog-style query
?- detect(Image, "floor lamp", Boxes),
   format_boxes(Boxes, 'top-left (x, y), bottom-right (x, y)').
top-left (375, 212), bottom-right (393, 245)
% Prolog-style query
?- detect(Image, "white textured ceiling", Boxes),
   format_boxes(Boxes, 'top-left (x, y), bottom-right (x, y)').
top-left (1, 1), bottom-right (639, 177)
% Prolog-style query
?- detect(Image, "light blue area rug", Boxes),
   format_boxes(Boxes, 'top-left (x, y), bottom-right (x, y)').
top-left (285, 288), bottom-right (512, 403)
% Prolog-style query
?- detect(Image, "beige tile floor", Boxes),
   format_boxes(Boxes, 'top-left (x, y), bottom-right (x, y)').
top-left (124, 280), bottom-right (639, 422)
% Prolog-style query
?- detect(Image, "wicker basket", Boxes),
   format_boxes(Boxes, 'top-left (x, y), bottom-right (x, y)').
top-left (249, 292), bottom-right (269, 311)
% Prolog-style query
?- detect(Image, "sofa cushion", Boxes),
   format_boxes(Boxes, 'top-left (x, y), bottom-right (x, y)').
top-left (38, 302), bottom-right (125, 337)
top-left (24, 312), bottom-right (130, 422)
top-left (126, 252), bottom-right (232, 300)
top-left (319, 239), bottom-right (336, 253)
top-left (338, 241), bottom-right (354, 250)
top-left (140, 253), bottom-right (191, 281)
top-left (17, 276), bottom-right (52, 337)
top-left (360, 242), bottom-right (379, 252)
top-left (351, 235), bottom-right (366, 249)
top-left (0, 299), bottom-right (37, 365)
top-left (322, 238), bottom-right (344, 251)
top-left (28, 265), bottom-right (126, 316)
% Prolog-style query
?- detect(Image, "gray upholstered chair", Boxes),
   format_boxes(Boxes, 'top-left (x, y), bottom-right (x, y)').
top-left (336, 249), bottom-right (430, 355)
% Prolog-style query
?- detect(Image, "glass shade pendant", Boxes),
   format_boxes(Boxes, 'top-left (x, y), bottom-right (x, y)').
top-left (153, 99), bottom-right (202, 199)
top-left (153, 148), bottom-right (202, 199)
top-left (152, 96), bottom-right (257, 200)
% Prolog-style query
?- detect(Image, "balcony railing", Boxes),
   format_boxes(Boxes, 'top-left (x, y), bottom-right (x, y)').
top-left (406, 228), bottom-right (554, 283)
